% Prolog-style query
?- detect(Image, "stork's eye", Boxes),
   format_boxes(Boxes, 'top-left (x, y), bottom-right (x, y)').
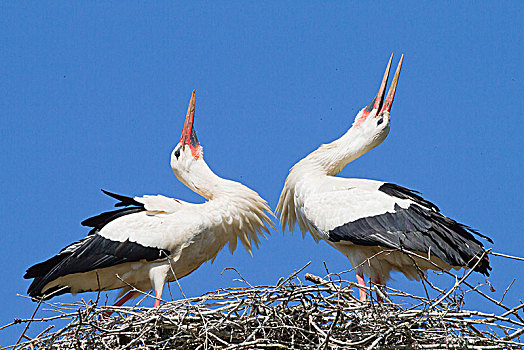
top-left (174, 149), bottom-right (181, 159)
top-left (376, 117), bottom-right (384, 126)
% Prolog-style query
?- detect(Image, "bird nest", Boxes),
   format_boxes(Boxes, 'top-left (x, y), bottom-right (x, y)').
top-left (4, 253), bottom-right (524, 349)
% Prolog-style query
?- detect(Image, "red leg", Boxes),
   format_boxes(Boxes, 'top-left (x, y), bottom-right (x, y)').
top-left (102, 291), bottom-right (138, 317)
top-left (114, 291), bottom-right (139, 307)
top-left (355, 267), bottom-right (367, 302)
top-left (154, 290), bottom-right (162, 307)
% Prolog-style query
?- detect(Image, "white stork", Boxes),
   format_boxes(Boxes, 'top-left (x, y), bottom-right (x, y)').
top-left (276, 55), bottom-right (492, 301)
top-left (24, 91), bottom-right (274, 308)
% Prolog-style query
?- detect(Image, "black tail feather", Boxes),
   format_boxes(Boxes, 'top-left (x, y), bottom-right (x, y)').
top-left (101, 189), bottom-right (144, 208)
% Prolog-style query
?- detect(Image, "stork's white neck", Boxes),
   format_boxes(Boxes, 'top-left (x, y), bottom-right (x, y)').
top-left (175, 155), bottom-right (275, 256)
top-left (298, 124), bottom-right (384, 177)
top-left (276, 116), bottom-right (389, 234)
top-left (175, 159), bottom-right (242, 200)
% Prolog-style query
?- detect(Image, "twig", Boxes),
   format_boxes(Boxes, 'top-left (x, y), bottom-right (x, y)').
top-left (489, 251), bottom-right (524, 262)
top-left (13, 297), bottom-right (43, 349)
top-left (500, 278), bottom-right (516, 303)
top-left (4, 264), bottom-right (524, 350)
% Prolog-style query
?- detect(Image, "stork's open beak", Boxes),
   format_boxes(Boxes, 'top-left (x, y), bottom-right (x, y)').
top-left (379, 55), bottom-right (403, 115)
top-left (365, 54), bottom-right (393, 114)
top-left (362, 54), bottom-right (403, 118)
top-left (180, 90), bottom-right (201, 159)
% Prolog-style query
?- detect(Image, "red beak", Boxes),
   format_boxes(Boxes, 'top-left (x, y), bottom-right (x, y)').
top-left (364, 53), bottom-right (393, 115)
top-left (180, 90), bottom-right (201, 159)
top-left (379, 54), bottom-right (403, 115)
top-left (359, 54), bottom-right (403, 122)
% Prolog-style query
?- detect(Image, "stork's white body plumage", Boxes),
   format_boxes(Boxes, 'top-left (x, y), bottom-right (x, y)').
top-left (38, 187), bottom-right (271, 299)
top-left (277, 55), bottom-right (491, 301)
top-left (25, 91), bottom-right (274, 307)
top-left (280, 173), bottom-right (452, 283)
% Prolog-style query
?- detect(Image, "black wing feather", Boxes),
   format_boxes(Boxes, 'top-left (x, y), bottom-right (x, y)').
top-left (24, 190), bottom-right (163, 299)
top-left (80, 190), bottom-right (145, 234)
top-left (26, 235), bottom-right (170, 298)
top-left (379, 183), bottom-right (439, 211)
top-left (101, 189), bottom-right (144, 207)
top-left (81, 207), bottom-right (144, 232)
top-left (328, 191), bottom-right (492, 276)
top-left (24, 237), bottom-right (92, 279)
top-left (380, 183), bottom-right (493, 244)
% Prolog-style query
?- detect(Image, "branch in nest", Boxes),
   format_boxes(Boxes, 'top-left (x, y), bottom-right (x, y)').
top-left (4, 262), bottom-right (524, 350)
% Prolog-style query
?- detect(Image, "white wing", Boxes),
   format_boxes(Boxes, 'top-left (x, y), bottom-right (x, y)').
top-left (299, 177), bottom-right (490, 274)
top-left (134, 194), bottom-right (186, 214)
top-left (302, 178), bottom-right (413, 233)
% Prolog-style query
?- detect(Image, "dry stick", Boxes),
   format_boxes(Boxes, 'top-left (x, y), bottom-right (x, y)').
top-left (166, 279), bottom-right (174, 303)
top-left (13, 297), bottom-right (43, 349)
top-left (366, 326), bottom-right (397, 350)
top-left (321, 309), bottom-right (340, 349)
top-left (221, 267), bottom-right (254, 288)
top-left (113, 274), bottom-right (165, 307)
top-left (275, 261), bottom-right (311, 286)
top-left (372, 285), bottom-right (390, 304)
top-left (485, 303), bottom-right (524, 326)
top-left (305, 275), bottom-right (360, 305)
top-left (322, 261), bottom-right (332, 282)
top-left (356, 247), bottom-right (481, 303)
top-left (13, 285), bottom-right (69, 349)
top-left (430, 250), bottom-right (489, 308)
top-left (170, 269), bottom-right (188, 303)
top-left (3, 312), bottom-right (76, 332)
top-left (164, 252), bottom-right (189, 303)
top-left (94, 272), bottom-right (102, 307)
top-left (304, 273), bottom-right (328, 285)
top-left (462, 279), bottom-right (524, 323)
top-left (396, 248), bottom-right (524, 322)
top-left (15, 294), bottom-right (68, 314)
top-left (5, 266), bottom-right (524, 350)
top-left (490, 251), bottom-right (524, 262)
top-left (504, 327), bottom-right (524, 341)
top-left (401, 247), bottom-right (433, 302)
top-left (500, 278), bottom-right (516, 304)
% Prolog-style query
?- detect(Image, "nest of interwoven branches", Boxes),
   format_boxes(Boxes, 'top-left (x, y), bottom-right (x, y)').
top-left (3, 250), bottom-right (524, 350)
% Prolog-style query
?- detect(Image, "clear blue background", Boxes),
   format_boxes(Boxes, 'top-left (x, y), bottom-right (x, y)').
top-left (1, 2), bottom-right (523, 345)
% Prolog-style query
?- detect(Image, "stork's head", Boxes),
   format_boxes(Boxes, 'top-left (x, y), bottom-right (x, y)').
top-left (171, 91), bottom-right (210, 192)
top-left (351, 54), bottom-right (403, 149)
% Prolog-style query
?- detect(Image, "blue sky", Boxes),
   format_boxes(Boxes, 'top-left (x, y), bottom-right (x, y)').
top-left (1, 2), bottom-right (523, 344)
